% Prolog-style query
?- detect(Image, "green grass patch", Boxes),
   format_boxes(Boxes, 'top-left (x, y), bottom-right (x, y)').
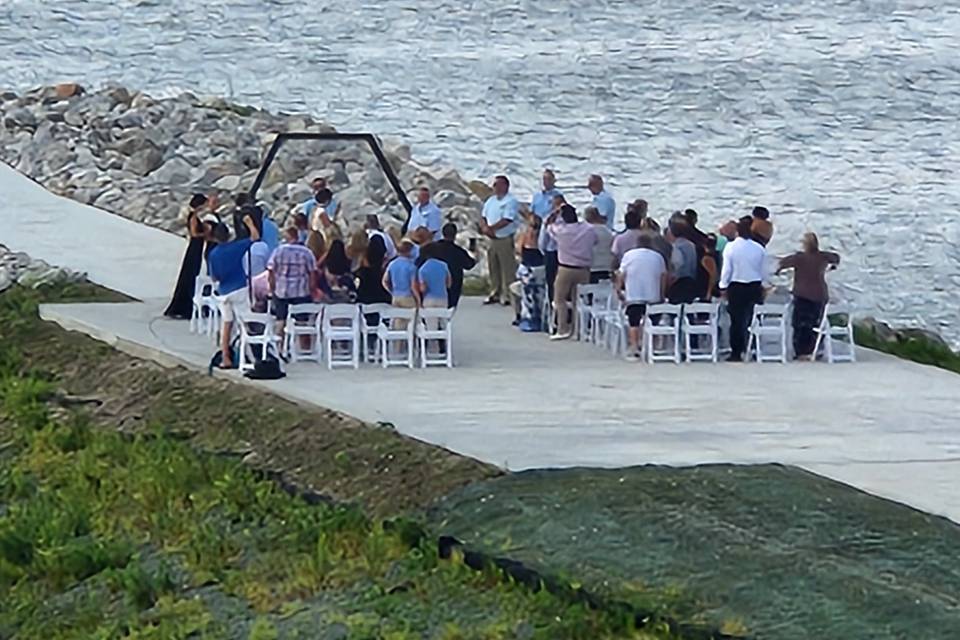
top-left (854, 325), bottom-right (960, 374)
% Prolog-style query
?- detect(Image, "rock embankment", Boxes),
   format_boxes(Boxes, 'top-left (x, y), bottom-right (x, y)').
top-left (0, 83), bottom-right (486, 239)
top-left (0, 244), bottom-right (86, 293)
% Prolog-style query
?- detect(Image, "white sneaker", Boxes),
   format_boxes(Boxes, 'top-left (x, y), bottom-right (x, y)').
top-left (624, 352), bottom-right (641, 362)
top-left (549, 332), bottom-right (572, 341)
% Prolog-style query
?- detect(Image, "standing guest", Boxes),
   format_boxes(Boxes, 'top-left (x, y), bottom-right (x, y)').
top-left (355, 235), bottom-right (392, 306)
top-left (309, 188), bottom-right (341, 232)
top-left (546, 204), bottom-right (597, 340)
top-left (317, 239), bottom-right (357, 303)
top-left (407, 186), bottom-right (443, 241)
top-left (260, 211), bottom-right (280, 253)
top-left (587, 174), bottom-right (616, 229)
top-left (617, 235), bottom-right (668, 362)
top-left (293, 213), bottom-right (310, 244)
top-left (231, 192), bottom-right (254, 239)
top-left (346, 229), bottom-right (369, 271)
top-left (417, 256), bottom-right (452, 308)
top-left (383, 240), bottom-right (420, 309)
top-left (698, 233), bottom-right (720, 300)
top-left (778, 232), bottom-right (841, 360)
top-left (751, 206), bottom-right (774, 247)
top-left (418, 223), bottom-right (477, 309)
top-left (268, 226), bottom-right (317, 341)
top-left (531, 170), bottom-right (563, 292)
top-left (683, 208), bottom-right (710, 248)
top-left (585, 206), bottom-right (614, 283)
top-left (611, 206), bottom-right (644, 271)
top-left (716, 219), bottom-right (738, 256)
top-left (240, 206), bottom-right (272, 281)
top-left (165, 193), bottom-right (217, 319)
top-left (667, 219), bottom-right (699, 303)
top-left (208, 213), bottom-right (261, 369)
top-left (538, 193), bottom-right (567, 303)
top-left (719, 216), bottom-right (769, 362)
top-left (305, 230), bottom-right (327, 263)
top-left (517, 214), bottom-right (544, 268)
top-left (480, 175), bottom-right (520, 306)
top-left (365, 214), bottom-right (397, 260)
top-left (301, 176), bottom-right (339, 220)
top-left (639, 217), bottom-right (673, 270)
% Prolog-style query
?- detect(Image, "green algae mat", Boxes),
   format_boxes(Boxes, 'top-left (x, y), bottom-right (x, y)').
top-left (427, 465), bottom-right (960, 640)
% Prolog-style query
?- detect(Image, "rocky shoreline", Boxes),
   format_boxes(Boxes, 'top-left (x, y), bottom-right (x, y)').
top-left (0, 244), bottom-right (86, 293)
top-left (0, 83), bottom-right (488, 243)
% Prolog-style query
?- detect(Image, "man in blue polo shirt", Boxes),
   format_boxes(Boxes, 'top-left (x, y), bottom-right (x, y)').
top-left (588, 174), bottom-right (616, 230)
top-left (480, 175), bottom-right (520, 305)
top-left (531, 169), bottom-right (563, 301)
top-left (407, 186), bottom-right (443, 240)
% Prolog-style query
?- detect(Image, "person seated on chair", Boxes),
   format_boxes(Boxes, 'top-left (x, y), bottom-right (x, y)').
top-left (777, 232), bottom-right (840, 361)
top-left (208, 213), bottom-right (261, 369)
top-left (617, 234), bottom-right (668, 362)
top-left (750, 206), bottom-right (774, 247)
top-left (268, 226), bottom-right (317, 347)
top-left (317, 239), bottom-right (357, 303)
top-left (383, 240), bottom-right (420, 310)
top-left (611, 204), bottom-right (644, 272)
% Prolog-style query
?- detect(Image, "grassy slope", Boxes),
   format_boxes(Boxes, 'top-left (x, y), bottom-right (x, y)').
top-left (428, 466), bottom-right (960, 640)
top-left (854, 325), bottom-right (960, 375)
top-left (0, 283), bottom-right (703, 639)
top-left (5, 283), bottom-right (497, 518)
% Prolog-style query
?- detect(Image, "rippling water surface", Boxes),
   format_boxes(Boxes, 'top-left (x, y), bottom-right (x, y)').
top-left (2, 0), bottom-right (959, 343)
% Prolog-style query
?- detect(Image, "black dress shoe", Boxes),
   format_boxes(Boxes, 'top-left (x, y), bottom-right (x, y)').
top-left (726, 353), bottom-right (743, 363)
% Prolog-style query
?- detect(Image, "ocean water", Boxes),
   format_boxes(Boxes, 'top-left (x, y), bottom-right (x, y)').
top-left (2, 0), bottom-right (959, 343)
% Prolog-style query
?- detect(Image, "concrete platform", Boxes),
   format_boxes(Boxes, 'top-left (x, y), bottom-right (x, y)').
top-left (5, 161), bottom-right (959, 524)
top-left (41, 298), bottom-right (960, 523)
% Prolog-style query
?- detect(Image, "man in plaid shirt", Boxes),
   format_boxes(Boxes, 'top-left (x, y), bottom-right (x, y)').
top-left (268, 226), bottom-right (318, 339)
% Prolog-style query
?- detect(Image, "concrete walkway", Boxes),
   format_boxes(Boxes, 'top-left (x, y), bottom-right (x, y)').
top-left (4, 163), bottom-right (960, 524)
top-left (1, 162), bottom-right (183, 300)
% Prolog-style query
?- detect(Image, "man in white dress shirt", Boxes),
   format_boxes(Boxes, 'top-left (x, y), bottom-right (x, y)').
top-left (481, 175), bottom-right (520, 305)
top-left (719, 216), bottom-right (770, 362)
top-left (407, 186), bottom-right (443, 241)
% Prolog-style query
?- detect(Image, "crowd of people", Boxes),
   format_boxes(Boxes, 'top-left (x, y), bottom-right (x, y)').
top-left (164, 179), bottom-right (476, 368)
top-left (164, 168), bottom-right (841, 367)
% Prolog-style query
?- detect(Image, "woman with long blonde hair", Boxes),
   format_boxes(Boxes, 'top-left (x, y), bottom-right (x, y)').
top-left (346, 229), bottom-right (369, 271)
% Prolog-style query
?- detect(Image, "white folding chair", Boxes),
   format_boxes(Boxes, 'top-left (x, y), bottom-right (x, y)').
top-left (813, 303), bottom-right (856, 363)
top-left (237, 311), bottom-right (284, 373)
top-left (377, 307), bottom-right (417, 369)
top-left (283, 303), bottom-right (323, 363)
top-left (417, 307), bottom-right (455, 368)
top-left (360, 303), bottom-right (392, 364)
top-left (682, 302), bottom-right (720, 363)
top-left (749, 303), bottom-right (790, 363)
top-left (593, 296), bottom-right (628, 356)
top-left (644, 304), bottom-right (683, 364)
top-left (574, 283), bottom-right (609, 342)
top-left (191, 275), bottom-right (219, 338)
top-left (322, 304), bottom-right (361, 369)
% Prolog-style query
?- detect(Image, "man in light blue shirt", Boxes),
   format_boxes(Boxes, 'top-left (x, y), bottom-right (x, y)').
top-left (531, 169), bottom-right (563, 302)
top-left (588, 174), bottom-right (616, 230)
top-left (481, 175), bottom-right (520, 305)
top-left (407, 186), bottom-right (443, 240)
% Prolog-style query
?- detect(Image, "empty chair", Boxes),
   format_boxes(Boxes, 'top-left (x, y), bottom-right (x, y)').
top-left (813, 303), bottom-right (856, 363)
top-left (322, 304), bottom-right (361, 369)
top-left (190, 275), bottom-right (219, 337)
top-left (283, 303), bottom-right (324, 363)
top-left (644, 304), bottom-right (683, 363)
top-left (682, 302), bottom-right (720, 363)
top-left (376, 307), bottom-right (417, 368)
top-left (574, 283), bottom-right (609, 341)
top-left (360, 303), bottom-right (392, 364)
top-left (748, 303), bottom-right (790, 363)
top-left (416, 307), bottom-right (455, 368)
top-left (593, 295), bottom-right (628, 356)
top-left (237, 310), bottom-right (284, 373)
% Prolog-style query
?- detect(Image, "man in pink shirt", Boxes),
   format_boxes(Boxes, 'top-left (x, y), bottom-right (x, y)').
top-left (546, 204), bottom-right (597, 340)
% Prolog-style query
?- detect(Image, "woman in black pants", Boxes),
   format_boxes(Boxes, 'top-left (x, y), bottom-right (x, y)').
top-left (778, 232), bottom-right (840, 360)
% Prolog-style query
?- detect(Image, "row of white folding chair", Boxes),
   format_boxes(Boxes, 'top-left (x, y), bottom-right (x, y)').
top-left (284, 303), bottom-right (455, 370)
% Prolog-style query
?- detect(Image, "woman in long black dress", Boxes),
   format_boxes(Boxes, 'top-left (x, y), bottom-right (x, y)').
top-left (164, 193), bottom-right (214, 319)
